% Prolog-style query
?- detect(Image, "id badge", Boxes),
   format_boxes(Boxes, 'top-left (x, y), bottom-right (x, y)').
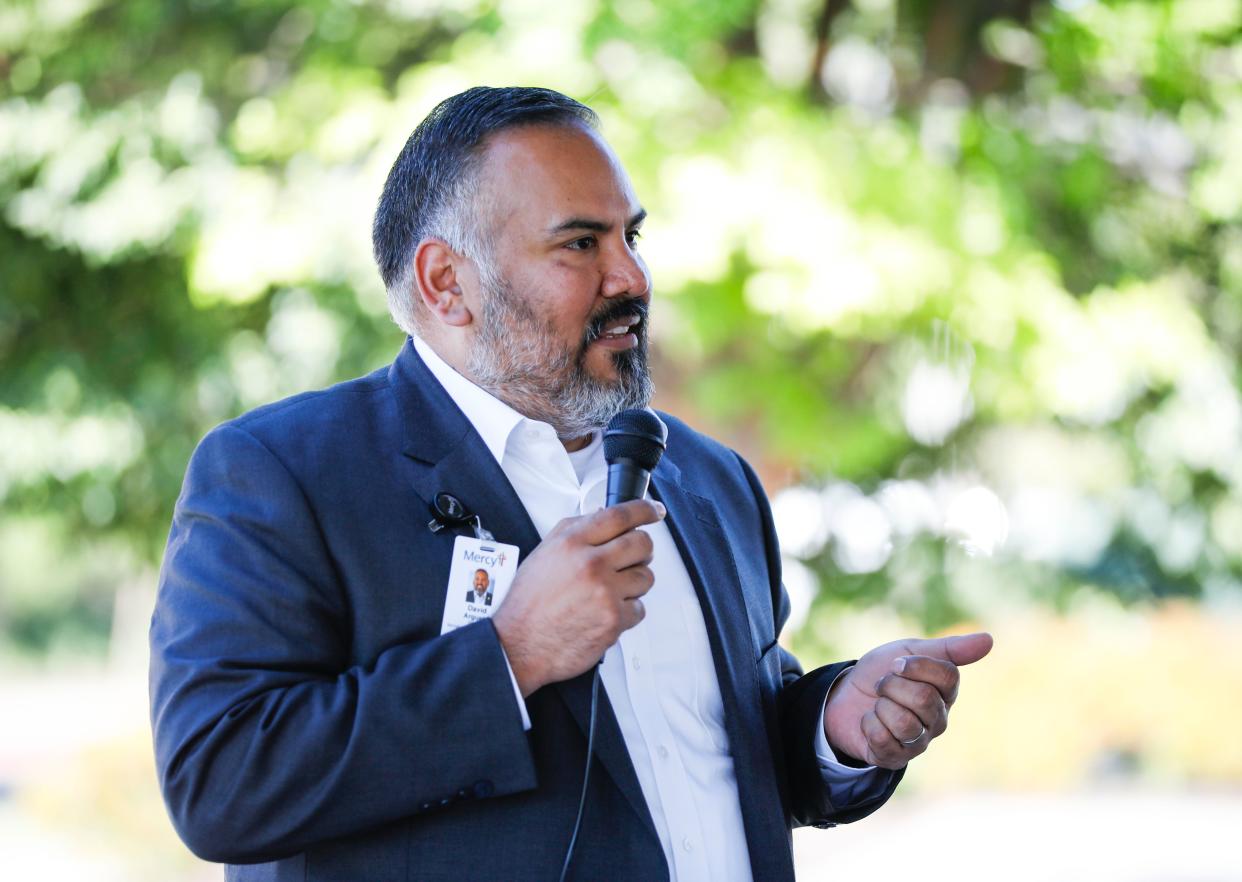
top-left (439, 535), bottom-right (521, 635)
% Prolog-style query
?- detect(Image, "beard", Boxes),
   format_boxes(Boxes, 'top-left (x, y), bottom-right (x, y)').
top-left (465, 274), bottom-right (654, 441)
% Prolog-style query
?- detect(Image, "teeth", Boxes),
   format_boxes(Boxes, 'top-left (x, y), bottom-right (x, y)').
top-left (600, 316), bottom-right (640, 337)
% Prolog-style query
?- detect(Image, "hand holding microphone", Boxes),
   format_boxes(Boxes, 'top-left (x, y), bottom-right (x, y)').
top-left (493, 410), bottom-right (668, 696)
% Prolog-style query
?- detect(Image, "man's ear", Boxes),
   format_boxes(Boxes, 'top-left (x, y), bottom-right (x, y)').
top-left (412, 238), bottom-right (473, 328)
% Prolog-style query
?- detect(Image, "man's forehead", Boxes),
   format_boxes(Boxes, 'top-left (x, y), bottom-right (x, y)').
top-left (477, 124), bottom-right (641, 226)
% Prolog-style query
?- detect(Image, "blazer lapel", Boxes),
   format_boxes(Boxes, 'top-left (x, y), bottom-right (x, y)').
top-left (390, 339), bottom-right (541, 556)
top-left (650, 458), bottom-right (757, 690)
top-left (652, 458), bottom-right (796, 881)
top-left (388, 339), bottom-right (657, 844)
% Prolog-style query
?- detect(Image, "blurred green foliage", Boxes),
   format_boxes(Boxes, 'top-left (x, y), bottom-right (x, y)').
top-left (2, 0), bottom-right (1242, 658)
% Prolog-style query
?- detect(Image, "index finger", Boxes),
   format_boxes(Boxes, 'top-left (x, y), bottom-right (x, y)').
top-left (578, 499), bottom-right (667, 545)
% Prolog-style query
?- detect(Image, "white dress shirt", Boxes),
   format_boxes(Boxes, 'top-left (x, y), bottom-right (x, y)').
top-left (413, 337), bottom-right (884, 882)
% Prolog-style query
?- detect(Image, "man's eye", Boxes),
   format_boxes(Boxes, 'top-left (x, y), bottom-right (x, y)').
top-left (626, 229), bottom-right (642, 247)
top-left (567, 236), bottom-right (596, 251)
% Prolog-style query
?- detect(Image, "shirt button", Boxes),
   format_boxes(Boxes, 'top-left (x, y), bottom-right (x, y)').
top-left (682, 837), bottom-right (693, 853)
top-left (631, 655), bottom-right (641, 671)
top-left (657, 744), bottom-right (669, 760)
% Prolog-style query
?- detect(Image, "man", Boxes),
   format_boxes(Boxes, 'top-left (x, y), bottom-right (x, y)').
top-left (149, 86), bottom-right (992, 881)
top-left (468, 569), bottom-right (493, 606)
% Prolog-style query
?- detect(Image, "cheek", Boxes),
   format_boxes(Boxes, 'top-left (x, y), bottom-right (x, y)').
top-left (505, 258), bottom-right (600, 341)
top-left (543, 263), bottom-right (600, 322)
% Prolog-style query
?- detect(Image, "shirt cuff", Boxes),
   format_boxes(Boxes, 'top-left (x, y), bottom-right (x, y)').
top-left (501, 646), bottom-right (532, 731)
top-left (813, 666), bottom-right (875, 779)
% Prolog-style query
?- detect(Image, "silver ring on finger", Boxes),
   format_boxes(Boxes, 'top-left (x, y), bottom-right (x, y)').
top-left (899, 725), bottom-right (926, 746)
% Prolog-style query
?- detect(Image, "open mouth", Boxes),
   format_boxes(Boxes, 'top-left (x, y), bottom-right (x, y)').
top-left (584, 299), bottom-right (649, 353)
top-left (595, 314), bottom-right (642, 341)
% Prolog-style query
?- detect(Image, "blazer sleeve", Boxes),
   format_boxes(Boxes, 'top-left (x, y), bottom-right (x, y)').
top-left (734, 453), bottom-right (904, 827)
top-left (149, 423), bottom-right (537, 864)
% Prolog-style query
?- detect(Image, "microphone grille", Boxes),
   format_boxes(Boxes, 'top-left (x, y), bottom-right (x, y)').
top-left (603, 408), bottom-right (667, 472)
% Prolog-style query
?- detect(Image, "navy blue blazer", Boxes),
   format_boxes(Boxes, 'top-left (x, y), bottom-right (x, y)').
top-left (149, 338), bottom-right (900, 881)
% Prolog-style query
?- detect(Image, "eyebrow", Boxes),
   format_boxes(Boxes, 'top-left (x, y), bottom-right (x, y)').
top-left (547, 208), bottom-right (647, 237)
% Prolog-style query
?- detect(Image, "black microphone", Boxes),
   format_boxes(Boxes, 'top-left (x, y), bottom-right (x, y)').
top-left (603, 408), bottom-right (668, 507)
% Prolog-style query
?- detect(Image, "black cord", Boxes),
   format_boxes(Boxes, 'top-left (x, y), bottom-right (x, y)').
top-left (557, 666), bottom-right (600, 882)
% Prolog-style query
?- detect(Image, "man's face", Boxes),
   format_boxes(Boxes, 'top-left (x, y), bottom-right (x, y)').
top-left (473, 570), bottom-right (489, 593)
top-left (462, 124), bottom-right (654, 439)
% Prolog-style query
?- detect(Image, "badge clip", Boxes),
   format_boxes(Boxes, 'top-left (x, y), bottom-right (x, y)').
top-left (427, 492), bottom-right (494, 541)
top-left (470, 515), bottom-right (494, 542)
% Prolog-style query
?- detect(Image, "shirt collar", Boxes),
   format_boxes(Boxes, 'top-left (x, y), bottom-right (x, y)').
top-left (412, 336), bottom-right (526, 467)
top-left (411, 336), bottom-right (604, 484)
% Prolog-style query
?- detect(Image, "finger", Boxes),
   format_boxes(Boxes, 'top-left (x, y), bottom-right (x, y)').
top-left (902, 632), bottom-right (993, 667)
top-left (861, 709), bottom-right (908, 770)
top-left (616, 565), bottom-right (655, 601)
top-left (579, 500), bottom-right (666, 545)
top-left (598, 528), bottom-right (655, 571)
top-left (875, 696), bottom-right (928, 746)
top-left (620, 597), bottom-right (646, 631)
top-left (886, 656), bottom-right (960, 706)
top-left (875, 673), bottom-right (948, 732)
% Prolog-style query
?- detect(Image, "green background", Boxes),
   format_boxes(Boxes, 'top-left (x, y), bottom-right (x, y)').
top-left (2, 0), bottom-right (1241, 878)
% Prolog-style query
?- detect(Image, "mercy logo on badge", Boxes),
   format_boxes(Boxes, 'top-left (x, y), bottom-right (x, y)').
top-left (461, 546), bottom-right (507, 568)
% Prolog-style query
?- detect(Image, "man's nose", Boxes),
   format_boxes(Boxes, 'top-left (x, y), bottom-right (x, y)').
top-left (602, 241), bottom-right (650, 301)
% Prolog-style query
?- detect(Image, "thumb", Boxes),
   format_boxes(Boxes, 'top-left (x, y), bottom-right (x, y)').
top-left (908, 632), bottom-right (993, 667)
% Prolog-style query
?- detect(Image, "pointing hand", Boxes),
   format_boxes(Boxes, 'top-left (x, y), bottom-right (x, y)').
top-left (822, 632), bottom-right (993, 769)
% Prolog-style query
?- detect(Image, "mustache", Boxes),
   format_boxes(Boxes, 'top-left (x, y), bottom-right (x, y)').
top-left (583, 298), bottom-right (650, 344)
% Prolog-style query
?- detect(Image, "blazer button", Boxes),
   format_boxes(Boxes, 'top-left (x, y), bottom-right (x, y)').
top-left (419, 802), bottom-right (433, 812)
top-left (473, 779), bottom-right (494, 798)
top-left (439, 797), bottom-right (453, 808)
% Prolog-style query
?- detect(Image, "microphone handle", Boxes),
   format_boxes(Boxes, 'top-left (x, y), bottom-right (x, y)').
top-left (605, 459), bottom-right (652, 508)
top-left (599, 458), bottom-right (652, 669)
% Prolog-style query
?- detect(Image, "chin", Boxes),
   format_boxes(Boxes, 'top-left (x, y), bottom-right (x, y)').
top-left (583, 348), bottom-right (622, 380)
